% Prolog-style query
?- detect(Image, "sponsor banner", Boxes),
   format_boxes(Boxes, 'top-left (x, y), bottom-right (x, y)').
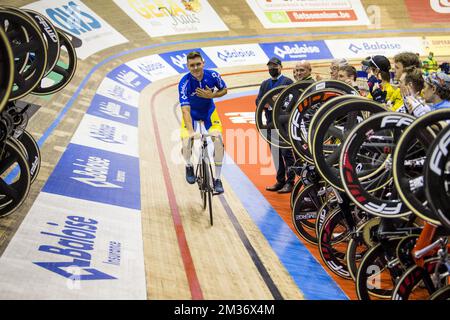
top-left (326, 37), bottom-right (425, 59)
top-left (202, 43), bottom-right (269, 67)
top-left (245, 0), bottom-right (370, 28)
top-left (423, 36), bottom-right (450, 56)
top-left (112, 0), bottom-right (228, 37)
top-left (126, 54), bottom-right (179, 82)
top-left (159, 48), bottom-right (217, 73)
top-left (23, 0), bottom-right (128, 60)
top-left (260, 40), bottom-right (333, 61)
top-left (0, 193), bottom-right (146, 299)
top-left (405, 0), bottom-right (450, 23)
top-left (70, 114), bottom-right (139, 157)
top-left (106, 65), bottom-right (151, 92)
top-left (96, 77), bottom-right (140, 106)
top-left (87, 94), bottom-right (139, 127)
top-left (43, 144), bottom-right (140, 210)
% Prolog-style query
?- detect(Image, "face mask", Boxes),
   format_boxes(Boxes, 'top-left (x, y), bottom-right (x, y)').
top-left (269, 68), bottom-right (280, 78)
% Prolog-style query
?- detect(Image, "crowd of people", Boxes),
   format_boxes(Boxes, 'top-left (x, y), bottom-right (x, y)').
top-left (255, 52), bottom-right (450, 193)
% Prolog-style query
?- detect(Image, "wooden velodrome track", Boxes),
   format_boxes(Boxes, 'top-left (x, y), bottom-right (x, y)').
top-left (1, 0), bottom-right (450, 299)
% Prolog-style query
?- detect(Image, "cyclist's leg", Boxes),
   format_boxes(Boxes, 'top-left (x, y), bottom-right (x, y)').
top-left (207, 109), bottom-right (224, 180)
top-left (180, 116), bottom-right (195, 166)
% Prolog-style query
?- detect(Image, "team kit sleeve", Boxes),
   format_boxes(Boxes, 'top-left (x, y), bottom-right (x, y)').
top-left (178, 76), bottom-right (190, 107)
top-left (212, 71), bottom-right (227, 91)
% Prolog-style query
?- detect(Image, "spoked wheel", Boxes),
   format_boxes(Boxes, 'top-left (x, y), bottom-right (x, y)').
top-left (393, 109), bottom-right (450, 226)
top-left (0, 140), bottom-right (31, 217)
top-left (196, 160), bottom-right (207, 210)
top-left (290, 179), bottom-right (303, 210)
top-left (272, 80), bottom-right (314, 145)
top-left (356, 238), bottom-right (404, 300)
top-left (340, 112), bottom-right (416, 218)
top-left (429, 285), bottom-right (450, 300)
top-left (346, 217), bottom-right (381, 281)
top-left (318, 202), bottom-right (368, 280)
top-left (392, 257), bottom-right (448, 300)
top-left (14, 130), bottom-right (40, 184)
top-left (255, 86), bottom-right (291, 148)
top-left (0, 8), bottom-right (48, 101)
top-left (424, 124), bottom-right (450, 231)
top-left (289, 89), bottom-right (345, 163)
top-left (312, 99), bottom-right (386, 190)
top-left (0, 27), bottom-right (14, 112)
top-left (291, 180), bottom-right (327, 245)
top-left (200, 159), bottom-right (214, 226)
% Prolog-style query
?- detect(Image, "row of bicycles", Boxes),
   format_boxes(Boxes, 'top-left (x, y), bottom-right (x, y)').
top-left (0, 6), bottom-right (77, 218)
top-left (256, 78), bottom-right (450, 300)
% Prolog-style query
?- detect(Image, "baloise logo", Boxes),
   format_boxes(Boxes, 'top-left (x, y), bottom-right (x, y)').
top-left (217, 49), bottom-right (256, 62)
top-left (45, 1), bottom-right (101, 36)
top-left (34, 215), bottom-right (116, 281)
top-left (89, 123), bottom-right (126, 144)
top-left (71, 155), bottom-right (123, 188)
top-left (171, 54), bottom-right (188, 70)
top-left (349, 41), bottom-right (401, 54)
top-left (274, 44), bottom-right (321, 59)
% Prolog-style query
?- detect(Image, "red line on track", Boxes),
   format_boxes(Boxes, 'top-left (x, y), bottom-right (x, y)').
top-left (151, 82), bottom-right (203, 300)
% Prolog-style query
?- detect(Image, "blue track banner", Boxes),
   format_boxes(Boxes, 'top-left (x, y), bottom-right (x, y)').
top-left (259, 41), bottom-right (333, 62)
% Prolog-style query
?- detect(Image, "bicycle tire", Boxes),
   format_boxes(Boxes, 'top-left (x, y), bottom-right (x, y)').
top-left (288, 89), bottom-right (344, 163)
top-left (340, 112), bottom-right (415, 217)
top-left (356, 238), bottom-right (404, 300)
top-left (424, 124), bottom-right (450, 231)
top-left (0, 140), bottom-right (31, 217)
top-left (346, 217), bottom-right (381, 281)
top-left (291, 181), bottom-right (327, 245)
top-left (392, 257), bottom-right (447, 300)
top-left (393, 109), bottom-right (450, 225)
top-left (318, 206), bottom-right (355, 279)
top-left (429, 284), bottom-right (450, 300)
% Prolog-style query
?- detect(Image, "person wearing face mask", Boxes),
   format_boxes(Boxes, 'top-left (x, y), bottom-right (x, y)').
top-left (255, 57), bottom-right (295, 193)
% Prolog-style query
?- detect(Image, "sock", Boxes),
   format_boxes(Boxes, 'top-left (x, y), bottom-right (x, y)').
top-left (182, 138), bottom-right (193, 166)
top-left (215, 165), bottom-right (222, 179)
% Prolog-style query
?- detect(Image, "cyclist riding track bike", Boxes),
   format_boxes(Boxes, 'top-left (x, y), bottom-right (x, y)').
top-left (178, 51), bottom-right (228, 194)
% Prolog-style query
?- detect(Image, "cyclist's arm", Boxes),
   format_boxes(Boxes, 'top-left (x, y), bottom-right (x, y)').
top-left (181, 106), bottom-right (195, 135)
top-left (213, 88), bottom-right (227, 98)
top-left (179, 77), bottom-right (195, 136)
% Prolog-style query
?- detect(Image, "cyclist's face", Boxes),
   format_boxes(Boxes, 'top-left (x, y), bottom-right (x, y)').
top-left (422, 82), bottom-right (436, 103)
top-left (330, 64), bottom-right (339, 79)
top-left (188, 57), bottom-right (204, 78)
top-left (337, 70), bottom-right (352, 84)
top-left (394, 62), bottom-right (404, 81)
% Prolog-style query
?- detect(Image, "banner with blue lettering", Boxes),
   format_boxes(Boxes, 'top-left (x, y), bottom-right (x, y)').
top-left (43, 143), bottom-right (140, 210)
top-left (259, 41), bottom-right (333, 61)
top-left (87, 94), bottom-right (139, 127)
top-left (22, 0), bottom-right (128, 60)
top-left (107, 65), bottom-right (151, 92)
top-left (159, 48), bottom-right (217, 73)
top-left (70, 114), bottom-right (139, 157)
top-left (0, 193), bottom-right (146, 299)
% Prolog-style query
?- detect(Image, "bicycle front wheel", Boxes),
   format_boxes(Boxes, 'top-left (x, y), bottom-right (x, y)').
top-left (202, 159), bottom-right (214, 226)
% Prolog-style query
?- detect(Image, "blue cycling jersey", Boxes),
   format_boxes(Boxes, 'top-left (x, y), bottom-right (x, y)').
top-left (431, 100), bottom-right (450, 111)
top-left (178, 69), bottom-right (226, 120)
